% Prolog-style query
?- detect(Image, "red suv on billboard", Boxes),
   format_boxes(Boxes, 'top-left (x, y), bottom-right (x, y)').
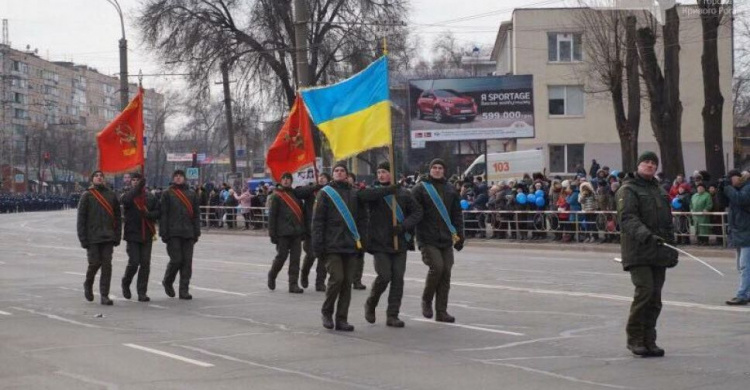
top-left (416, 89), bottom-right (477, 123)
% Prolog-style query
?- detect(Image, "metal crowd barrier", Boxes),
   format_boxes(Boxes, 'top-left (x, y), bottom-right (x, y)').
top-left (199, 206), bottom-right (269, 230)
top-left (197, 205), bottom-right (729, 246)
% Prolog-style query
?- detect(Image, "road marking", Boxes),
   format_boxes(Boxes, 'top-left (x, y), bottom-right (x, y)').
top-left (176, 345), bottom-right (380, 390)
top-left (0, 310), bottom-right (12, 316)
top-left (148, 304), bottom-right (167, 309)
top-left (64, 271), bottom-right (86, 276)
top-left (409, 318), bottom-right (525, 336)
top-left (10, 307), bottom-right (101, 328)
top-left (122, 343), bottom-right (214, 367)
top-left (191, 286), bottom-right (248, 296)
top-left (395, 276), bottom-right (750, 314)
top-left (476, 360), bottom-right (631, 389)
top-left (55, 371), bottom-right (119, 390)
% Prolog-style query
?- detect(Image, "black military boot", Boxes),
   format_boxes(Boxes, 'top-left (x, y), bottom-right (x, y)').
top-left (335, 321), bottom-right (355, 331)
top-left (83, 282), bottom-right (94, 302)
top-left (315, 283), bottom-right (326, 292)
top-left (179, 293), bottom-right (193, 300)
top-left (627, 343), bottom-right (650, 357)
top-left (421, 300), bottom-right (433, 319)
top-left (289, 283), bottom-right (303, 294)
top-left (386, 317), bottom-right (405, 328)
top-left (267, 271), bottom-right (277, 291)
top-left (364, 298), bottom-right (376, 324)
top-left (100, 296), bottom-right (113, 306)
top-left (645, 330), bottom-right (665, 357)
top-left (322, 314), bottom-right (334, 330)
top-left (436, 312), bottom-right (455, 323)
top-left (179, 282), bottom-right (192, 300)
top-left (138, 295), bottom-right (151, 302)
top-left (352, 281), bottom-right (366, 290)
top-left (162, 280), bottom-right (175, 297)
top-left (121, 266), bottom-right (137, 300)
top-left (300, 270), bottom-right (309, 289)
top-left (162, 264), bottom-right (177, 297)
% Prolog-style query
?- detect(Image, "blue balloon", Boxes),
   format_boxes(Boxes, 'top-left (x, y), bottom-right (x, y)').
top-left (527, 194), bottom-right (536, 204)
top-left (671, 198), bottom-right (682, 210)
top-left (460, 199), bottom-right (470, 210)
top-left (516, 193), bottom-right (527, 205)
top-left (535, 196), bottom-right (546, 207)
top-left (610, 170), bottom-right (620, 178)
top-left (535, 189), bottom-right (544, 198)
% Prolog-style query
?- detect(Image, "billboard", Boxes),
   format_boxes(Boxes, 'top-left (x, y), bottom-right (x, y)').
top-left (408, 75), bottom-right (534, 143)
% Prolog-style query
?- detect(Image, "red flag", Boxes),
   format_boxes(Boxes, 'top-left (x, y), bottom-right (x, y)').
top-left (266, 94), bottom-right (316, 182)
top-left (97, 87), bottom-right (144, 173)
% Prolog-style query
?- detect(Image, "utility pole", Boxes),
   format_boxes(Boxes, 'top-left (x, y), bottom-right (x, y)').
top-left (293, 0), bottom-right (310, 87)
top-left (105, 0), bottom-right (128, 110)
top-left (221, 61), bottom-right (237, 174)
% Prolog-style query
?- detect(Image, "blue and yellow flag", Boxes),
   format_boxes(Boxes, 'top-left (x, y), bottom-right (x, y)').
top-left (300, 56), bottom-right (391, 161)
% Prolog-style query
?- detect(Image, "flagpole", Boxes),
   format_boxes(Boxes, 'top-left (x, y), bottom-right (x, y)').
top-left (382, 39), bottom-right (399, 251)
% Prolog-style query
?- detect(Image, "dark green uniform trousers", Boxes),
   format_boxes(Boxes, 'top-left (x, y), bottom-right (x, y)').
top-left (367, 252), bottom-right (407, 317)
top-left (353, 252), bottom-right (365, 286)
top-left (627, 265), bottom-right (666, 347)
top-left (123, 241), bottom-right (152, 296)
top-left (322, 253), bottom-right (357, 322)
top-left (163, 238), bottom-right (195, 295)
top-left (85, 243), bottom-right (114, 297)
top-left (421, 245), bottom-right (454, 314)
top-left (270, 235), bottom-right (302, 285)
top-left (301, 236), bottom-right (327, 286)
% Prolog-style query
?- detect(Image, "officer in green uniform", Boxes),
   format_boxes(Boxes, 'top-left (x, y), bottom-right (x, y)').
top-left (312, 162), bottom-right (394, 331)
top-left (160, 170), bottom-right (201, 300)
top-left (361, 162), bottom-right (423, 327)
top-left (77, 170), bottom-right (122, 305)
top-left (267, 172), bottom-right (305, 294)
top-left (616, 151), bottom-right (678, 357)
top-left (411, 159), bottom-right (464, 323)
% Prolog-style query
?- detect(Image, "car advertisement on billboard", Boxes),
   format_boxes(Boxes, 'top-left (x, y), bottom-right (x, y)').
top-left (408, 75), bottom-right (534, 143)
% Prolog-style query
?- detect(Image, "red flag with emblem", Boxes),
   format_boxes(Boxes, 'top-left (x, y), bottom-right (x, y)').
top-left (266, 94), bottom-right (316, 182)
top-left (97, 87), bottom-right (144, 173)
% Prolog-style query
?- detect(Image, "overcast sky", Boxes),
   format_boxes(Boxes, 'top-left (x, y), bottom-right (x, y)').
top-left (0, 0), bottom-right (574, 91)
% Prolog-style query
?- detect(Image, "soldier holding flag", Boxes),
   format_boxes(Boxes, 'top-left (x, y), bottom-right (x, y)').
top-left (120, 172), bottom-right (159, 302)
top-left (267, 172), bottom-right (306, 294)
top-left (361, 162), bottom-right (422, 327)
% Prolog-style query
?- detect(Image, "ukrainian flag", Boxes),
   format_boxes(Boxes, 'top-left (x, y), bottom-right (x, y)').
top-left (300, 56), bottom-right (391, 161)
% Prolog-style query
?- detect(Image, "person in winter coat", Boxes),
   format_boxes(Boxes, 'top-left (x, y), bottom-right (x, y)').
top-left (578, 181), bottom-right (598, 243)
top-left (589, 159), bottom-right (600, 180)
top-left (668, 174), bottom-right (685, 201)
top-left (361, 162), bottom-right (423, 327)
top-left (223, 188), bottom-right (239, 229)
top-left (411, 159), bottom-right (464, 323)
top-left (565, 182), bottom-right (582, 242)
top-left (77, 170), bottom-right (122, 305)
top-left (690, 183), bottom-right (713, 245)
top-left (674, 183), bottom-right (692, 245)
top-left (617, 151), bottom-right (678, 358)
top-left (234, 186), bottom-right (253, 230)
top-left (267, 172), bottom-right (306, 294)
top-left (722, 170), bottom-right (750, 305)
top-left (160, 170), bottom-right (201, 300)
top-left (120, 172), bottom-right (160, 302)
top-left (708, 183), bottom-right (726, 246)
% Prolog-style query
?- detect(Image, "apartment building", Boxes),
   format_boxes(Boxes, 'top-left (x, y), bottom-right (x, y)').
top-left (0, 43), bottom-right (164, 180)
top-left (490, 5), bottom-right (733, 176)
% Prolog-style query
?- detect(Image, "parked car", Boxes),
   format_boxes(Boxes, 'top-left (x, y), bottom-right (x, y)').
top-left (416, 89), bottom-right (477, 122)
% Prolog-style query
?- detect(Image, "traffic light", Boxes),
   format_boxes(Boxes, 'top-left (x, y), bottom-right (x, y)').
top-left (191, 150), bottom-right (198, 167)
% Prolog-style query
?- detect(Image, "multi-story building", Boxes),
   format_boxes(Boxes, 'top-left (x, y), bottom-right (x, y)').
top-left (0, 43), bottom-right (164, 191)
top-left (490, 5), bottom-right (733, 176)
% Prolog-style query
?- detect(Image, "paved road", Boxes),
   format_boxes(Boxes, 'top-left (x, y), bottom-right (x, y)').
top-left (1, 210), bottom-right (748, 390)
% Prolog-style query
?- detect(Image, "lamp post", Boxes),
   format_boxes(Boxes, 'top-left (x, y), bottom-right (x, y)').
top-left (105, 0), bottom-right (128, 110)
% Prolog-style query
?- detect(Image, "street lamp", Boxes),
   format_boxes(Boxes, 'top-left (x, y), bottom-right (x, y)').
top-left (105, 0), bottom-right (128, 110)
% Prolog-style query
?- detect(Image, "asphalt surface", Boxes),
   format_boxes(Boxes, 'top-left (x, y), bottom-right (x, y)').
top-left (1, 210), bottom-right (749, 390)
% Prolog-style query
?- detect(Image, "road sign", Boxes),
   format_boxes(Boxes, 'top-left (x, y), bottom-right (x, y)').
top-left (186, 167), bottom-right (200, 180)
top-left (411, 140), bottom-right (426, 149)
top-left (14, 174), bottom-right (24, 184)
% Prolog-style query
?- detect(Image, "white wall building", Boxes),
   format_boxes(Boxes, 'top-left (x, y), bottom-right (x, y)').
top-left (489, 5), bottom-right (733, 176)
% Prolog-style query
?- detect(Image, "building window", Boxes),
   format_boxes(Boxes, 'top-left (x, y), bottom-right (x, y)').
top-left (13, 109), bottom-right (28, 119)
top-left (13, 93), bottom-right (26, 104)
top-left (549, 144), bottom-right (585, 174)
top-left (548, 32), bottom-right (582, 62)
top-left (548, 85), bottom-right (584, 116)
top-left (12, 60), bottom-right (29, 74)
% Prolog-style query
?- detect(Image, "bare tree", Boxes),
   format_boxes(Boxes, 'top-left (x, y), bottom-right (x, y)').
top-left (698, 0), bottom-right (729, 178)
top-left (636, 6), bottom-right (685, 179)
top-left (576, 7), bottom-right (641, 171)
